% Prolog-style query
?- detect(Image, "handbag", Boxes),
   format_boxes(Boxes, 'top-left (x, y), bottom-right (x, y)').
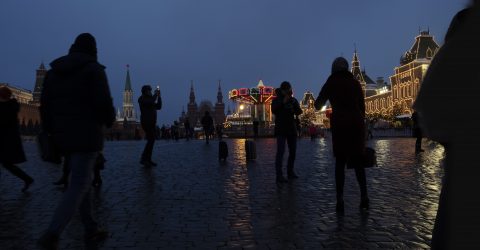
top-left (347, 147), bottom-right (377, 169)
top-left (37, 131), bottom-right (62, 164)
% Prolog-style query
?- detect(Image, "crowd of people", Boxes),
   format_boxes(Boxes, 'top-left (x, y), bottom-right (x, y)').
top-left (1, 3), bottom-right (479, 248)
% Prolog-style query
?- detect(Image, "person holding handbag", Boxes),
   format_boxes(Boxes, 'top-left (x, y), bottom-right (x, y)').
top-left (314, 57), bottom-right (369, 214)
top-left (0, 86), bottom-right (34, 192)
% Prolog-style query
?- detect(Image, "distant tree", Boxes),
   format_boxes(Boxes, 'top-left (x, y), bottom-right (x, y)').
top-left (391, 103), bottom-right (403, 120)
top-left (299, 108), bottom-right (317, 128)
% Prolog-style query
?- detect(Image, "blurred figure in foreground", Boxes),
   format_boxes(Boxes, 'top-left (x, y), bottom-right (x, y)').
top-left (38, 33), bottom-right (115, 249)
top-left (413, 2), bottom-right (480, 248)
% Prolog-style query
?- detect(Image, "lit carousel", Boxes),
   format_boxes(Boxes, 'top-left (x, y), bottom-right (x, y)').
top-left (225, 80), bottom-right (276, 127)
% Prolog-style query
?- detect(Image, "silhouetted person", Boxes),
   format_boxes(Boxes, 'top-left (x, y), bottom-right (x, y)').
top-left (309, 123), bottom-right (317, 140)
top-left (271, 81), bottom-right (303, 183)
top-left (414, 3), bottom-right (480, 248)
top-left (138, 85), bottom-right (162, 167)
top-left (201, 111), bottom-right (214, 144)
top-left (253, 119), bottom-right (259, 138)
top-left (38, 33), bottom-right (115, 249)
top-left (184, 119), bottom-right (191, 140)
top-left (172, 121), bottom-right (179, 141)
top-left (314, 57), bottom-right (369, 214)
top-left (216, 123), bottom-right (223, 140)
top-left (295, 115), bottom-right (302, 137)
top-left (0, 86), bottom-right (34, 192)
top-left (366, 119), bottom-right (374, 140)
top-left (411, 111), bottom-right (423, 153)
top-left (161, 124), bottom-right (166, 139)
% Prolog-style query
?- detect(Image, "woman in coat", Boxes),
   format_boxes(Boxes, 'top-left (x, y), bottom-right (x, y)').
top-left (314, 57), bottom-right (368, 214)
top-left (0, 86), bottom-right (34, 192)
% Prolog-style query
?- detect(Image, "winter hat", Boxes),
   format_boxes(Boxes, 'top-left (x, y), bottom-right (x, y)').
top-left (331, 57), bottom-right (349, 74)
top-left (280, 81), bottom-right (292, 90)
top-left (69, 33), bottom-right (97, 59)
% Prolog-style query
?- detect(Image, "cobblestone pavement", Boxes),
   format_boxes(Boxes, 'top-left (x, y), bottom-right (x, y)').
top-left (0, 137), bottom-right (444, 249)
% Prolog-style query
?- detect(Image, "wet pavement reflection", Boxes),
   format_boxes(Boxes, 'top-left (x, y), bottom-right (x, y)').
top-left (0, 137), bottom-right (443, 249)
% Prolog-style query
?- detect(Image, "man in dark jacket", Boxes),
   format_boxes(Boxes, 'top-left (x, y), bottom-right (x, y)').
top-left (38, 33), bottom-right (115, 249)
top-left (271, 81), bottom-right (303, 183)
top-left (201, 111), bottom-right (214, 144)
top-left (411, 111), bottom-right (424, 153)
top-left (138, 85), bottom-right (162, 166)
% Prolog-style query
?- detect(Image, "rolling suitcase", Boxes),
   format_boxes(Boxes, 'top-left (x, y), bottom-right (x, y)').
top-left (219, 141), bottom-right (228, 161)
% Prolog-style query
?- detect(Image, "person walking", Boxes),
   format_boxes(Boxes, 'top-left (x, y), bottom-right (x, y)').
top-left (216, 123), bottom-right (223, 140)
top-left (309, 123), bottom-right (317, 141)
top-left (314, 57), bottom-right (369, 214)
top-left (0, 86), bottom-right (34, 192)
top-left (38, 33), bottom-right (115, 249)
top-left (184, 119), bottom-right (191, 141)
top-left (253, 119), bottom-right (259, 138)
top-left (411, 111), bottom-right (424, 153)
top-left (414, 3), bottom-right (480, 248)
top-left (138, 85), bottom-right (162, 167)
top-left (271, 81), bottom-right (303, 183)
top-left (201, 111), bottom-right (214, 144)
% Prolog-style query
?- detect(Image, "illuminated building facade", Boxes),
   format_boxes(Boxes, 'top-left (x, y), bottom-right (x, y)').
top-left (364, 31), bottom-right (439, 118)
top-left (312, 31), bottom-right (439, 127)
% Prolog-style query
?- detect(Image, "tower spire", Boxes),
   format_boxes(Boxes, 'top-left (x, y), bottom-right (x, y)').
top-left (121, 65), bottom-right (135, 121)
top-left (351, 49), bottom-right (365, 83)
top-left (189, 80), bottom-right (196, 105)
top-left (217, 80), bottom-right (223, 104)
top-left (125, 65), bottom-right (132, 91)
top-left (32, 61), bottom-right (47, 104)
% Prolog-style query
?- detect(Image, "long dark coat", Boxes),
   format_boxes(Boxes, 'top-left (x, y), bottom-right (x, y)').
top-left (201, 114), bottom-right (214, 132)
top-left (315, 71), bottom-right (365, 159)
top-left (138, 94), bottom-right (162, 129)
top-left (0, 99), bottom-right (26, 164)
top-left (40, 52), bottom-right (116, 153)
top-left (271, 91), bottom-right (303, 136)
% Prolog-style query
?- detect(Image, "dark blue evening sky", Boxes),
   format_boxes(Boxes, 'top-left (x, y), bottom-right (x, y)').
top-left (0, 0), bottom-right (468, 125)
